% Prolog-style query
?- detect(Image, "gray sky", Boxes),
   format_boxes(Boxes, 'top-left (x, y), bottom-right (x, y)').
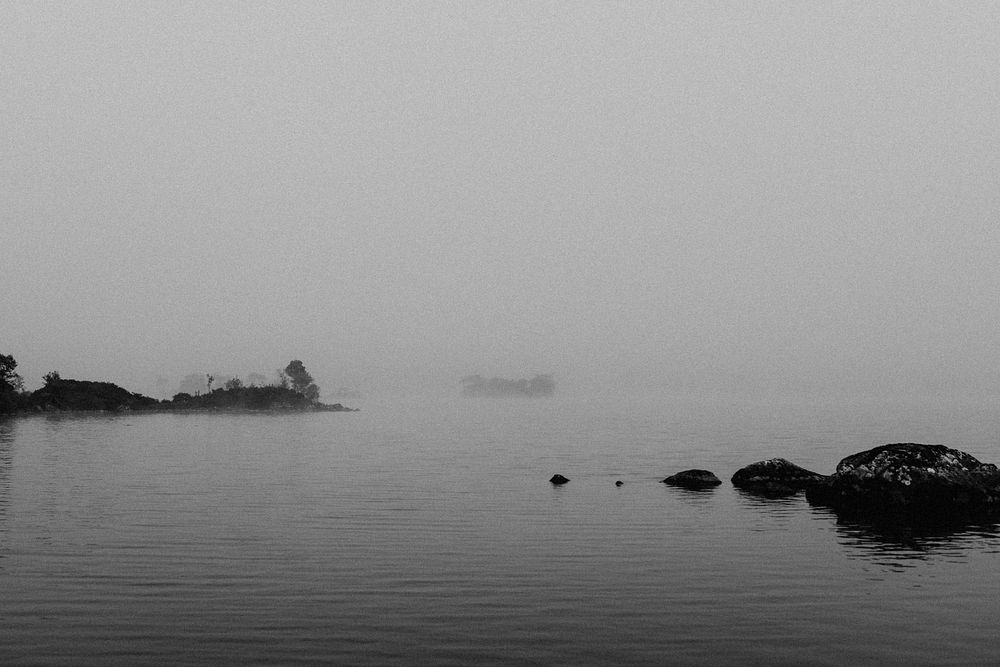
top-left (3, 2), bottom-right (1000, 398)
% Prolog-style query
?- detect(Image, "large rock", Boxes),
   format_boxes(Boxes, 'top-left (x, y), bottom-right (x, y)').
top-left (549, 474), bottom-right (570, 485)
top-left (731, 458), bottom-right (826, 497)
top-left (662, 469), bottom-right (722, 489)
top-left (806, 443), bottom-right (1000, 518)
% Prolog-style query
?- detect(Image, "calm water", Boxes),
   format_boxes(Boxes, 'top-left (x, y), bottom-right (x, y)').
top-left (2, 394), bottom-right (1000, 665)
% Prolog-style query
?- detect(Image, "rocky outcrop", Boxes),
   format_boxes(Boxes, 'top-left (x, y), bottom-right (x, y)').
top-left (731, 458), bottom-right (826, 496)
top-left (662, 469), bottom-right (722, 489)
top-left (806, 443), bottom-right (1000, 518)
top-left (549, 474), bottom-right (570, 485)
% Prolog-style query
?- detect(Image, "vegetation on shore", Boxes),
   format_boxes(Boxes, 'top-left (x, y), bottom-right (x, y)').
top-left (0, 355), bottom-right (353, 414)
top-left (0, 353), bottom-right (26, 413)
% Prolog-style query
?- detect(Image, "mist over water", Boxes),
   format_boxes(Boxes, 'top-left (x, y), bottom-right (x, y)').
top-left (3, 3), bottom-right (1000, 404)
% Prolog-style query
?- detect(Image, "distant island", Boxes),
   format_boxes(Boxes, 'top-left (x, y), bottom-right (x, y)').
top-left (460, 373), bottom-right (555, 398)
top-left (0, 355), bottom-right (355, 414)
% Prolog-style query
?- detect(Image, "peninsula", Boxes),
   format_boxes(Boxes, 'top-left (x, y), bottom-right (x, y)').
top-left (0, 355), bottom-right (355, 414)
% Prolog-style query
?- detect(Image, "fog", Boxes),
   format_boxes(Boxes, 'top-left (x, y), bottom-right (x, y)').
top-left (3, 3), bottom-right (999, 400)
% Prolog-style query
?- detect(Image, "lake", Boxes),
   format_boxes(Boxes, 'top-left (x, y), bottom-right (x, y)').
top-left (2, 394), bottom-right (1000, 664)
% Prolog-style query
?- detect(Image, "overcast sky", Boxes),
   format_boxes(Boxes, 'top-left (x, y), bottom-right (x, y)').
top-left (3, 2), bottom-right (999, 399)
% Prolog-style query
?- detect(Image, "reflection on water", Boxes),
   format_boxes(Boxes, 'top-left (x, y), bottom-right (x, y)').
top-left (661, 484), bottom-right (719, 504)
top-left (0, 419), bottom-right (12, 483)
top-left (834, 515), bottom-right (1000, 567)
top-left (733, 489), bottom-right (807, 509)
top-left (735, 489), bottom-right (815, 523)
top-left (734, 486), bottom-right (1000, 568)
top-left (0, 419), bottom-right (12, 563)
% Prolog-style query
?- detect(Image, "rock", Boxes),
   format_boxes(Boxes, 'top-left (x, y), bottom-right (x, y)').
top-left (615, 480), bottom-right (623, 486)
top-left (549, 474), bottom-right (570, 485)
top-left (662, 469), bottom-right (722, 489)
top-left (806, 443), bottom-right (1000, 518)
top-left (731, 458), bottom-right (826, 497)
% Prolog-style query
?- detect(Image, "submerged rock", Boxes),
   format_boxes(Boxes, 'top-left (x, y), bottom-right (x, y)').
top-left (662, 469), bottom-right (722, 490)
top-left (806, 443), bottom-right (1000, 518)
top-left (549, 474), bottom-right (570, 485)
top-left (731, 458), bottom-right (826, 497)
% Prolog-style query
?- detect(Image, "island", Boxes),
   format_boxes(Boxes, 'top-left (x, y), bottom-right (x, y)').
top-left (460, 373), bottom-right (555, 398)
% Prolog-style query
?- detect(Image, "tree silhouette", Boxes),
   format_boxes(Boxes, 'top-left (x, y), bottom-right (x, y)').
top-left (0, 354), bottom-right (23, 392)
top-left (1, 353), bottom-right (24, 412)
top-left (284, 360), bottom-right (320, 402)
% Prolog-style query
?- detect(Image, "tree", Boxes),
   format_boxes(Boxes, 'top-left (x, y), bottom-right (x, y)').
top-left (224, 377), bottom-right (244, 391)
top-left (284, 360), bottom-right (313, 393)
top-left (1, 353), bottom-right (23, 392)
top-left (206, 374), bottom-right (214, 392)
top-left (1, 353), bottom-right (25, 413)
top-left (303, 384), bottom-right (320, 402)
top-left (43, 370), bottom-right (61, 386)
top-left (284, 360), bottom-right (320, 402)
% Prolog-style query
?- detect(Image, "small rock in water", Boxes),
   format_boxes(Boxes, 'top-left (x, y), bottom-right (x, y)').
top-left (549, 474), bottom-right (570, 485)
top-left (615, 480), bottom-right (623, 487)
top-left (662, 469), bottom-right (722, 490)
